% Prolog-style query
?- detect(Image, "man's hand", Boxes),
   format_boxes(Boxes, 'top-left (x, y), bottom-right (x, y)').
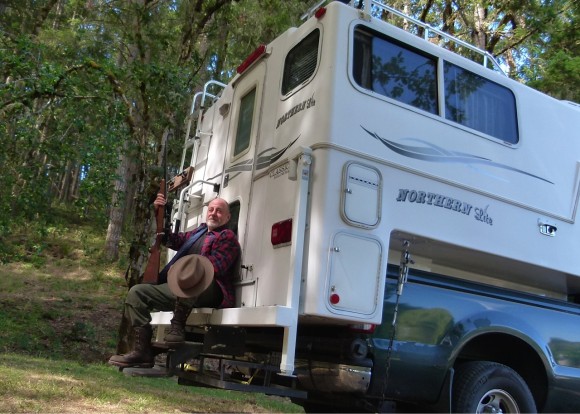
top-left (154, 193), bottom-right (166, 208)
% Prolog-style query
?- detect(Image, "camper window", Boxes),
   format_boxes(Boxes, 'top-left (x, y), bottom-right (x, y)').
top-left (234, 87), bottom-right (256, 157)
top-left (282, 29), bottom-right (320, 95)
top-left (444, 62), bottom-right (518, 144)
top-left (353, 27), bottom-right (519, 145)
top-left (353, 27), bottom-right (438, 115)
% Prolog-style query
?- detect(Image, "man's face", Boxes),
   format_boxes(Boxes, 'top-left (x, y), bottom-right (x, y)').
top-left (206, 198), bottom-right (230, 231)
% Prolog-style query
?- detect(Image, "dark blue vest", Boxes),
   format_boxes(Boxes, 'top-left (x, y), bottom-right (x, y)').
top-left (158, 226), bottom-right (207, 284)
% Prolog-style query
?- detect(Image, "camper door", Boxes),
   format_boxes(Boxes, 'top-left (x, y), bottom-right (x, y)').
top-left (219, 62), bottom-right (266, 249)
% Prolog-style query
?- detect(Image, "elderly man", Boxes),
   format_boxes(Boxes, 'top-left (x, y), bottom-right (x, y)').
top-left (109, 196), bottom-right (241, 368)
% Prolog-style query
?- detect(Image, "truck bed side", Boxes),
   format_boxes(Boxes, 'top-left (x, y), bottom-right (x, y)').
top-left (369, 264), bottom-right (580, 412)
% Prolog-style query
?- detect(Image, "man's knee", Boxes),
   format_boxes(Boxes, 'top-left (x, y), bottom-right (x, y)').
top-left (126, 283), bottom-right (155, 307)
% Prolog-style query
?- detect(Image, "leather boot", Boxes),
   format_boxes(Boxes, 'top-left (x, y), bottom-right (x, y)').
top-left (108, 326), bottom-right (154, 368)
top-left (163, 300), bottom-right (193, 347)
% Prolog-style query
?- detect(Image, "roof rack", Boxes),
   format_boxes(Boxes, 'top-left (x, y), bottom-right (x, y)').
top-left (363, 0), bottom-right (506, 75)
top-left (303, 0), bottom-right (506, 75)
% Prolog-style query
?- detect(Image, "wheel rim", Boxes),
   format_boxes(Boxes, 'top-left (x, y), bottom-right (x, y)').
top-left (477, 388), bottom-right (520, 413)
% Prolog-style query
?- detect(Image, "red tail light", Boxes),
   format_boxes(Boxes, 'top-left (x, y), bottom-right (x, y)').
top-left (349, 323), bottom-right (376, 334)
top-left (271, 219), bottom-right (292, 246)
top-left (237, 44), bottom-right (267, 74)
top-left (315, 7), bottom-right (327, 19)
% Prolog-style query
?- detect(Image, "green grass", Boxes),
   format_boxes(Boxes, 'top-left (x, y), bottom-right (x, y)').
top-left (0, 209), bottom-right (303, 412)
top-left (0, 258), bottom-right (125, 362)
top-left (0, 353), bottom-right (301, 413)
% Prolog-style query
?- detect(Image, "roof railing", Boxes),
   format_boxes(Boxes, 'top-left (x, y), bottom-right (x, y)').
top-left (363, 0), bottom-right (506, 75)
top-left (303, 0), bottom-right (506, 75)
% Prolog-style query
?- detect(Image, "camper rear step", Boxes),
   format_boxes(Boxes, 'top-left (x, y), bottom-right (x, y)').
top-left (175, 354), bottom-right (306, 399)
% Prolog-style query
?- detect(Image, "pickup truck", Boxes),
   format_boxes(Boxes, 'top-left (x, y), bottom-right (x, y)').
top-left (301, 263), bottom-right (580, 412)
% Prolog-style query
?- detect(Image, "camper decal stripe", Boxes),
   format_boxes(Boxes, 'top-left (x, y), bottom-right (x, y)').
top-left (362, 126), bottom-right (554, 184)
top-left (222, 137), bottom-right (300, 184)
top-left (225, 159), bottom-right (253, 174)
top-left (256, 137), bottom-right (299, 170)
top-left (207, 172), bottom-right (222, 181)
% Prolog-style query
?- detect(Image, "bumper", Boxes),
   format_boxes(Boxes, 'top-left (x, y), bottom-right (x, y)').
top-left (294, 359), bottom-right (371, 394)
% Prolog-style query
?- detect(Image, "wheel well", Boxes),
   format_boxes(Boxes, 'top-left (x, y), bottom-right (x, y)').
top-left (455, 332), bottom-right (548, 410)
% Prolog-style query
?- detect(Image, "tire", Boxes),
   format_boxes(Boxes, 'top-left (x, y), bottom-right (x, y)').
top-left (452, 361), bottom-right (536, 413)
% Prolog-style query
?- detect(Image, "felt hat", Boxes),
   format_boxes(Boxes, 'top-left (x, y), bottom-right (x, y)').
top-left (167, 254), bottom-right (215, 298)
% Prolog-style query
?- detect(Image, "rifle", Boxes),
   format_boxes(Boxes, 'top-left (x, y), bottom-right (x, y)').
top-left (141, 178), bottom-right (166, 284)
top-left (142, 131), bottom-right (169, 284)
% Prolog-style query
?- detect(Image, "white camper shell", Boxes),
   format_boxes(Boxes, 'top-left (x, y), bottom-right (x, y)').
top-left (156, 0), bottom-right (580, 379)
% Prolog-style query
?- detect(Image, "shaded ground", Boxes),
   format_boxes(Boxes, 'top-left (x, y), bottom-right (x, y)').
top-left (0, 257), bottom-right (126, 363)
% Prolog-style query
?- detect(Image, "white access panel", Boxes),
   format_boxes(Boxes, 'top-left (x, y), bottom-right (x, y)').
top-left (341, 162), bottom-right (382, 228)
top-left (326, 232), bottom-right (383, 316)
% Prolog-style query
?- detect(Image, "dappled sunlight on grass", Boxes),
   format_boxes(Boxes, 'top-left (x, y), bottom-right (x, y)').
top-left (1, 259), bottom-right (123, 285)
top-left (0, 258), bottom-right (124, 362)
top-left (0, 354), bottom-right (302, 413)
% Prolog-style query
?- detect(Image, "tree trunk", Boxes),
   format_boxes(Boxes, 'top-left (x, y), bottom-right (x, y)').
top-left (104, 142), bottom-right (132, 262)
top-left (58, 160), bottom-right (72, 202)
top-left (473, 5), bottom-right (487, 50)
top-left (70, 163), bottom-right (80, 201)
top-left (114, 147), bottom-right (152, 354)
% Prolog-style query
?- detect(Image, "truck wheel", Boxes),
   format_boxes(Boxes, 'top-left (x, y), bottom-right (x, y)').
top-left (452, 361), bottom-right (536, 413)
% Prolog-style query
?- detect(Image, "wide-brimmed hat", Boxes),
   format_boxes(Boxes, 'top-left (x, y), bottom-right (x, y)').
top-left (167, 254), bottom-right (215, 298)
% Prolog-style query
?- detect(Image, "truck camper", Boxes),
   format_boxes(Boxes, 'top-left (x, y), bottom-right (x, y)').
top-left (144, 0), bottom-right (580, 412)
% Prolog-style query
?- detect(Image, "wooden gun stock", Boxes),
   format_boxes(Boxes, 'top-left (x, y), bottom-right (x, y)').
top-left (167, 166), bottom-right (194, 193)
top-left (141, 179), bottom-right (166, 284)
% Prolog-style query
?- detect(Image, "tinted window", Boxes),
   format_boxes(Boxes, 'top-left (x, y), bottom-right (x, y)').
top-left (353, 27), bottom-right (438, 114)
top-left (444, 62), bottom-right (518, 143)
top-left (228, 200), bottom-right (240, 235)
top-left (234, 87), bottom-right (256, 157)
top-left (282, 29), bottom-right (320, 95)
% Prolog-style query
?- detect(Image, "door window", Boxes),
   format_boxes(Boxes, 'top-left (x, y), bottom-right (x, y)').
top-left (234, 87), bottom-right (256, 157)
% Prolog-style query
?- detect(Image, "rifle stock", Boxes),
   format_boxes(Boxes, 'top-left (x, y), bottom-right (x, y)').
top-left (142, 178), bottom-right (166, 284)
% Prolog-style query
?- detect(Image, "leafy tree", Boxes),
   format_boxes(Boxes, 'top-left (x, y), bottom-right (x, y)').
top-left (372, 0), bottom-right (578, 91)
top-left (0, 0), bottom-right (314, 348)
top-left (525, 0), bottom-right (579, 102)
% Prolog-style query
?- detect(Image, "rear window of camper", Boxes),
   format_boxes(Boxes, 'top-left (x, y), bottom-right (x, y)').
top-left (444, 62), bottom-right (518, 143)
top-left (353, 26), bottom-right (518, 144)
top-left (282, 29), bottom-right (320, 95)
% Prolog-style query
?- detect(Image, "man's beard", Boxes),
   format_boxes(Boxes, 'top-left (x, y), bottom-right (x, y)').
top-left (207, 218), bottom-right (220, 229)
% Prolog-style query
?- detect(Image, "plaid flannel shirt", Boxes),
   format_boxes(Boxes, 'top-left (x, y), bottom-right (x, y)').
top-left (166, 223), bottom-right (240, 308)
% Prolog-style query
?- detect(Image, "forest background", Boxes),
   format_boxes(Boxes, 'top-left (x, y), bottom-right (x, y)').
top-left (0, 0), bottom-right (578, 411)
